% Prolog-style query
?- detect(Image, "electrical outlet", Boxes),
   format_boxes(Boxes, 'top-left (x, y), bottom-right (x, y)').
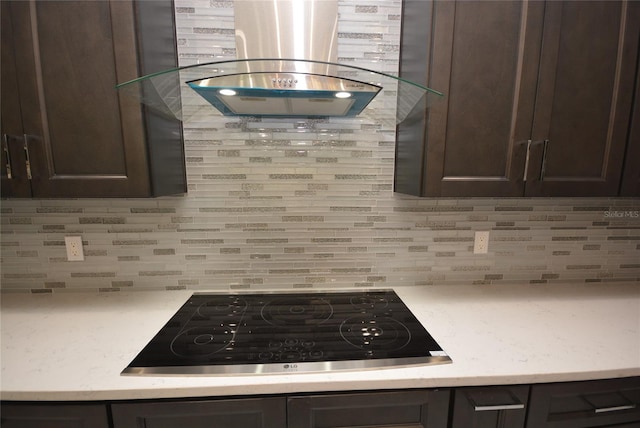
top-left (473, 231), bottom-right (490, 254)
top-left (65, 236), bottom-right (84, 261)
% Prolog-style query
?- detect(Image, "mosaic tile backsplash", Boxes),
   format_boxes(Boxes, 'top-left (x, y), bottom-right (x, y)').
top-left (1, 0), bottom-right (639, 293)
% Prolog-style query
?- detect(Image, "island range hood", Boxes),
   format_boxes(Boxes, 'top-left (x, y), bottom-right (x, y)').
top-left (186, 0), bottom-right (382, 118)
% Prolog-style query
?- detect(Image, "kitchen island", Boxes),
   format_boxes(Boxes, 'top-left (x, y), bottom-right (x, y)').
top-left (1, 283), bottom-right (638, 401)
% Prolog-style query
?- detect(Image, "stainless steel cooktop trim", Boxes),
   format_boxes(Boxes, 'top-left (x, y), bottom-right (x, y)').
top-left (121, 355), bottom-right (452, 376)
top-left (191, 288), bottom-right (392, 296)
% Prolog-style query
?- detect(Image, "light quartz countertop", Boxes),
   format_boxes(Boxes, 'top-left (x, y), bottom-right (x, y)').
top-left (1, 283), bottom-right (639, 401)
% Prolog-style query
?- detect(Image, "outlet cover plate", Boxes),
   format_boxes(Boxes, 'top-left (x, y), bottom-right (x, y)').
top-left (473, 231), bottom-right (489, 254)
top-left (65, 236), bottom-right (84, 261)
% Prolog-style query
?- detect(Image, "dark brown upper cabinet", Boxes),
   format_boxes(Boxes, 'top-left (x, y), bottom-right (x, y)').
top-left (620, 64), bottom-right (640, 196)
top-left (396, 0), bottom-right (640, 197)
top-left (1, 0), bottom-right (186, 198)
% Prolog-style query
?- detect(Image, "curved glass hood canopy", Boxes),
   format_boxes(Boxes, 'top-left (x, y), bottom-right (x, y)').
top-left (116, 58), bottom-right (443, 125)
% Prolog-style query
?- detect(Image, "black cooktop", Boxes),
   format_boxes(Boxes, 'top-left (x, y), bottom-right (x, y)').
top-left (122, 290), bottom-right (451, 375)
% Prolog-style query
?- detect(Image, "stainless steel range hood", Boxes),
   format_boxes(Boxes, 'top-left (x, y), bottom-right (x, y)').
top-left (187, 0), bottom-right (381, 118)
top-left (115, 2), bottom-right (444, 124)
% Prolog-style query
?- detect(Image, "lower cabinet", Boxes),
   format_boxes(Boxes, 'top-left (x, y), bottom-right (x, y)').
top-left (526, 377), bottom-right (640, 427)
top-left (110, 397), bottom-right (286, 428)
top-left (0, 403), bottom-right (109, 428)
top-left (288, 390), bottom-right (450, 428)
top-left (451, 385), bottom-right (529, 428)
top-left (1, 377), bottom-right (639, 428)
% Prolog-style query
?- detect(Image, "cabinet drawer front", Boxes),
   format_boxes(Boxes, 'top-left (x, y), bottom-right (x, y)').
top-left (527, 377), bottom-right (640, 427)
top-left (0, 403), bottom-right (109, 428)
top-left (451, 385), bottom-right (529, 428)
top-left (111, 397), bottom-right (286, 428)
top-left (287, 390), bottom-right (450, 428)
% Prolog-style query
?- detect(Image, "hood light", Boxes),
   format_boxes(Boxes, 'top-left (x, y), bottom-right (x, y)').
top-left (218, 89), bottom-right (237, 96)
top-left (335, 91), bottom-right (352, 99)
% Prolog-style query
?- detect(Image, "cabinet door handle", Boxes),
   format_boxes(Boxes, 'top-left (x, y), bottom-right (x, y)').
top-left (521, 140), bottom-right (549, 182)
top-left (23, 134), bottom-right (32, 180)
top-left (539, 139), bottom-right (549, 181)
top-left (594, 404), bottom-right (637, 414)
top-left (2, 134), bottom-right (12, 179)
top-left (522, 140), bottom-right (532, 182)
top-left (474, 403), bottom-right (525, 412)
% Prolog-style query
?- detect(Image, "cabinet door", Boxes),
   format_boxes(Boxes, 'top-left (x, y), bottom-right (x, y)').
top-left (397, 0), bottom-right (639, 198)
top-left (0, 2), bottom-right (31, 197)
top-left (3, 0), bottom-right (185, 198)
top-left (525, 1), bottom-right (639, 196)
top-left (6, 0), bottom-right (151, 197)
top-left (620, 57), bottom-right (640, 196)
top-left (526, 377), bottom-right (640, 427)
top-left (451, 385), bottom-right (529, 428)
top-left (287, 390), bottom-right (450, 428)
top-left (111, 397), bottom-right (286, 428)
top-left (396, 0), bottom-right (545, 197)
top-left (0, 403), bottom-right (109, 428)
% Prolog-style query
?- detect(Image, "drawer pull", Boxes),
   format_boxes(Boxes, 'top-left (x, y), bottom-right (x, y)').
top-left (467, 389), bottom-right (526, 412)
top-left (594, 404), bottom-right (637, 414)
top-left (474, 403), bottom-right (525, 412)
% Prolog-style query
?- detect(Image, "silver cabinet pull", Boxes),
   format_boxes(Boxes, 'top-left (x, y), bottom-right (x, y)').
top-left (468, 389), bottom-right (526, 412)
top-left (521, 140), bottom-right (549, 182)
top-left (522, 140), bottom-right (532, 182)
top-left (474, 403), bottom-right (525, 412)
top-left (22, 134), bottom-right (32, 180)
top-left (594, 404), bottom-right (637, 413)
top-left (539, 139), bottom-right (549, 181)
top-left (584, 391), bottom-right (637, 414)
top-left (2, 134), bottom-right (12, 179)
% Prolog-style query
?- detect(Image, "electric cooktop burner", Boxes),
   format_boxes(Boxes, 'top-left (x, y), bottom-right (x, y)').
top-left (122, 290), bottom-right (451, 375)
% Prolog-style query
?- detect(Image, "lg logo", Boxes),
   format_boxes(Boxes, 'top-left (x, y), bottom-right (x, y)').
top-left (283, 364), bottom-right (298, 370)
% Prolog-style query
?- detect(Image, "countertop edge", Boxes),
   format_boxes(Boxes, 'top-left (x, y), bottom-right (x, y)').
top-left (3, 367), bottom-right (640, 402)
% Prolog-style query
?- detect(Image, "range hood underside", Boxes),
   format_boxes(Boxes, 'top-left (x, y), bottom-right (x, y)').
top-left (187, 72), bottom-right (382, 117)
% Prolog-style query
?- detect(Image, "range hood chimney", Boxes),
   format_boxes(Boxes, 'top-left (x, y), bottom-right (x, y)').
top-left (186, 0), bottom-right (382, 118)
